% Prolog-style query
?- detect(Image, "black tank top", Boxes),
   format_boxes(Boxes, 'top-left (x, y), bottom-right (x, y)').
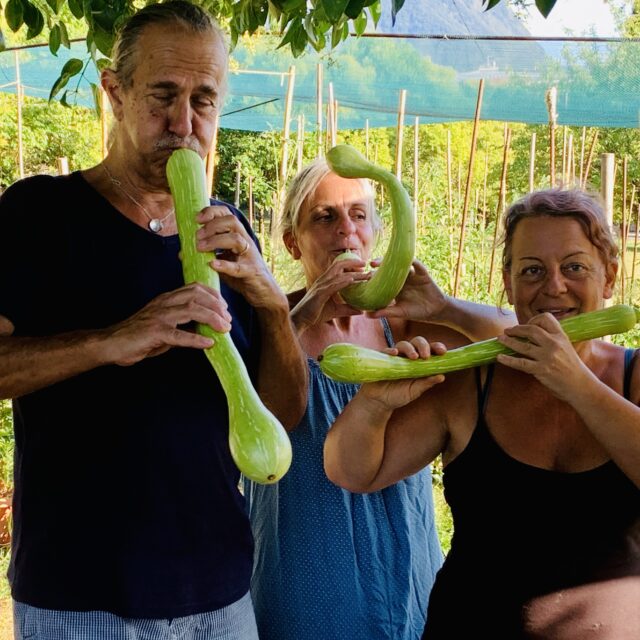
top-left (422, 349), bottom-right (640, 639)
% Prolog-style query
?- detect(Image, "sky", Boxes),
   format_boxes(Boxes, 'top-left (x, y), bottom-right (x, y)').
top-left (523, 0), bottom-right (622, 37)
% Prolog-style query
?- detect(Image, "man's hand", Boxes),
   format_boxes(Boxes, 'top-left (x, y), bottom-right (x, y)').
top-left (195, 205), bottom-right (287, 310)
top-left (103, 283), bottom-right (231, 366)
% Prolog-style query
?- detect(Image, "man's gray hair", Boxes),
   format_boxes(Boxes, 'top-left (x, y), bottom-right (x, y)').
top-left (281, 157), bottom-right (382, 239)
top-left (110, 0), bottom-right (228, 96)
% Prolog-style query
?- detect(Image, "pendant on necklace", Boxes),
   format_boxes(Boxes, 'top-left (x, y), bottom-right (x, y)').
top-left (148, 219), bottom-right (163, 233)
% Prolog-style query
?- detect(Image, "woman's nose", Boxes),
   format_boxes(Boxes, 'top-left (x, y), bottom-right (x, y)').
top-left (543, 267), bottom-right (569, 295)
top-left (337, 214), bottom-right (356, 235)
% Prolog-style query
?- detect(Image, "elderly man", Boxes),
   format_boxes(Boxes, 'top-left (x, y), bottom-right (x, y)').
top-left (0, 2), bottom-right (306, 638)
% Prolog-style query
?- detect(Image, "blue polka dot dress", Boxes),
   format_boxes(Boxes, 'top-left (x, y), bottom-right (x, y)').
top-left (244, 322), bottom-right (443, 640)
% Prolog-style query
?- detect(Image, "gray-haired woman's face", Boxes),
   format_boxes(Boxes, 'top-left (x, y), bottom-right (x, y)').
top-left (284, 173), bottom-right (376, 284)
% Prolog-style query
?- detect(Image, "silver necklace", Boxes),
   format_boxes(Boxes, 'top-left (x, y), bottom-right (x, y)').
top-left (102, 163), bottom-right (174, 233)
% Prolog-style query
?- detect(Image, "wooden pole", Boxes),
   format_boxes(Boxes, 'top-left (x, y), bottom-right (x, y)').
top-left (529, 131), bottom-right (536, 192)
top-left (631, 201), bottom-right (640, 303)
top-left (100, 88), bottom-right (109, 159)
top-left (205, 111), bottom-right (220, 196)
top-left (248, 175), bottom-right (254, 229)
top-left (561, 126), bottom-right (567, 184)
top-left (333, 99), bottom-right (338, 141)
top-left (568, 134), bottom-right (575, 185)
top-left (446, 130), bottom-right (454, 285)
top-left (413, 116), bottom-right (419, 220)
top-left (15, 50), bottom-right (24, 179)
top-left (327, 82), bottom-right (335, 149)
top-left (279, 65), bottom-right (296, 192)
top-left (545, 87), bottom-right (557, 187)
top-left (394, 89), bottom-right (407, 180)
top-left (234, 161), bottom-right (241, 208)
top-left (601, 154), bottom-right (615, 306)
top-left (296, 114), bottom-right (305, 173)
top-left (582, 130), bottom-right (599, 189)
top-left (316, 63), bottom-right (323, 158)
top-left (56, 157), bottom-right (69, 175)
top-left (579, 126), bottom-right (586, 187)
top-left (621, 156), bottom-right (628, 302)
top-left (453, 78), bottom-right (484, 297)
top-left (365, 119), bottom-right (370, 160)
top-left (488, 127), bottom-right (512, 294)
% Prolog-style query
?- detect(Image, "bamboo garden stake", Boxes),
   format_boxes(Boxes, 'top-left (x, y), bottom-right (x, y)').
top-left (488, 127), bottom-right (512, 294)
top-left (453, 78), bottom-right (484, 297)
top-left (529, 132), bottom-right (536, 192)
top-left (545, 87), bottom-right (558, 187)
top-left (395, 89), bottom-right (407, 180)
top-left (582, 130), bottom-right (599, 188)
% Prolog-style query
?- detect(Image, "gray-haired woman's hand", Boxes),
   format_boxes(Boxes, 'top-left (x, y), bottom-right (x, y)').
top-left (290, 255), bottom-right (371, 333)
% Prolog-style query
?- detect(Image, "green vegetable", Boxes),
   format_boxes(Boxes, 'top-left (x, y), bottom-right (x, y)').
top-left (326, 144), bottom-right (415, 311)
top-left (166, 148), bottom-right (292, 484)
top-left (318, 304), bottom-right (640, 383)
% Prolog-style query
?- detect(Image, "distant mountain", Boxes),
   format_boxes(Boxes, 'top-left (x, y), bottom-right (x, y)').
top-left (371, 0), bottom-right (544, 72)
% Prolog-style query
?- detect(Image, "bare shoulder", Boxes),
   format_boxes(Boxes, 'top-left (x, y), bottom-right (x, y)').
top-left (396, 319), bottom-right (470, 349)
top-left (0, 315), bottom-right (14, 337)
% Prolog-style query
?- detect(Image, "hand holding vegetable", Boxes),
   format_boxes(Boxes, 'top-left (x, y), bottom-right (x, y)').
top-left (103, 283), bottom-right (230, 366)
top-left (319, 304), bottom-right (640, 383)
top-left (496, 312), bottom-right (599, 402)
top-left (326, 145), bottom-right (415, 311)
top-left (167, 148), bottom-right (292, 484)
top-left (291, 254), bottom-right (370, 332)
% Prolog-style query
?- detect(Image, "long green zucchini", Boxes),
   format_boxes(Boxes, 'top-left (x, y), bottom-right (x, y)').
top-left (166, 148), bottom-right (292, 484)
top-left (318, 304), bottom-right (640, 383)
top-left (326, 144), bottom-right (415, 311)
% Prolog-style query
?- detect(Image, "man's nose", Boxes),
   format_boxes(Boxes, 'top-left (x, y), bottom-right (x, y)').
top-left (167, 98), bottom-right (193, 138)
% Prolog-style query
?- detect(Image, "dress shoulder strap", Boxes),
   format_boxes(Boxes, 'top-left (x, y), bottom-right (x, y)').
top-left (623, 348), bottom-right (639, 401)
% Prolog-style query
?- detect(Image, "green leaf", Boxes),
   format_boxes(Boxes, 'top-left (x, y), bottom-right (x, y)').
top-left (535, 0), bottom-right (556, 18)
top-left (95, 57), bottom-right (110, 72)
top-left (323, 0), bottom-right (349, 24)
top-left (92, 24), bottom-right (114, 56)
top-left (61, 57), bottom-right (83, 77)
top-left (368, 1), bottom-right (381, 27)
top-left (60, 89), bottom-right (69, 107)
top-left (330, 21), bottom-right (343, 48)
top-left (59, 20), bottom-right (70, 48)
top-left (23, 1), bottom-right (45, 39)
top-left (68, 0), bottom-right (83, 19)
top-left (90, 81), bottom-right (101, 117)
top-left (345, 0), bottom-right (365, 19)
top-left (45, 0), bottom-right (60, 15)
top-left (482, 0), bottom-right (501, 10)
top-left (5, 0), bottom-right (24, 32)
top-left (390, 0), bottom-right (405, 25)
top-left (0, 28), bottom-right (5, 52)
top-left (49, 23), bottom-right (61, 54)
top-left (353, 11), bottom-right (367, 35)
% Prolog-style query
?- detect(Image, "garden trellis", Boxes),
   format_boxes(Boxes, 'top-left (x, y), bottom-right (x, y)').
top-left (1, 32), bottom-right (640, 303)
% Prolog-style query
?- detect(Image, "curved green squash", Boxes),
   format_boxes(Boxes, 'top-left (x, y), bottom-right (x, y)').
top-left (166, 148), bottom-right (292, 484)
top-left (318, 304), bottom-right (640, 383)
top-left (326, 144), bottom-right (415, 311)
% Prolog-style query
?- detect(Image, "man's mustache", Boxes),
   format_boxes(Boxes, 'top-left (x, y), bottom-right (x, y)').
top-left (154, 135), bottom-right (200, 153)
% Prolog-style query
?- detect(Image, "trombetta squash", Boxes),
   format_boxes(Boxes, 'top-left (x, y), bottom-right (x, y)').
top-left (326, 144), bottom-right (415, 311)
top-left (319, 305), bottom-right (640, 383)
top-left (166, 148), bottom-right (292, 484)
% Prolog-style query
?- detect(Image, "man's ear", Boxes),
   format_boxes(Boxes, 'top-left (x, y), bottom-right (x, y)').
top-left (283, 231), bottom-right (301, 260)
top-left (502, 268), bottom-right (514, 305)
top-left (101, 69), bottom-right (125, 121)
top-left (603, 259), bottom-right (619, 300)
